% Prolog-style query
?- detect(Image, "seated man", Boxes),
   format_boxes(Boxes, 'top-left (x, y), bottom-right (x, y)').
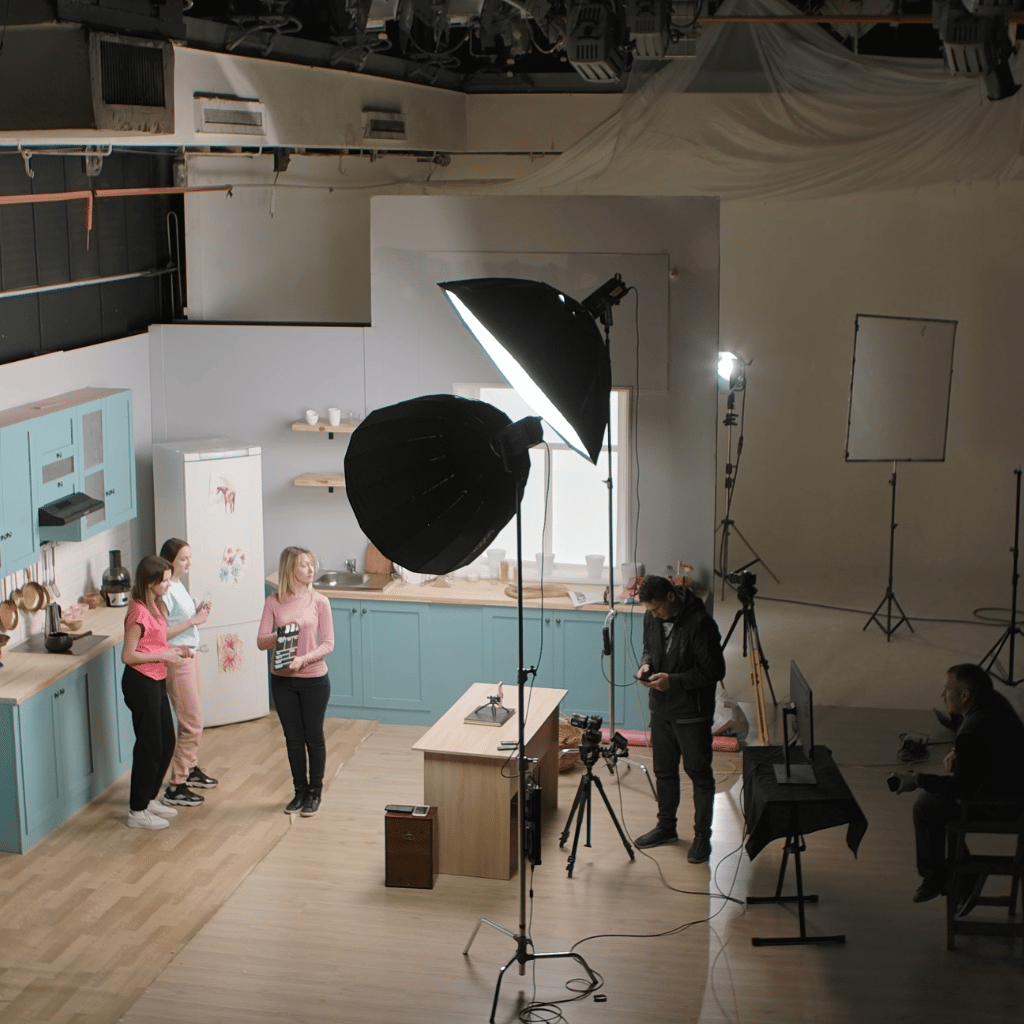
top-left (892, 663), bottom-right (1024, 905)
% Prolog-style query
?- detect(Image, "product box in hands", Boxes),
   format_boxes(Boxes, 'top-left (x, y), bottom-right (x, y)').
top-left (273, 623), bottom-right (299, 671)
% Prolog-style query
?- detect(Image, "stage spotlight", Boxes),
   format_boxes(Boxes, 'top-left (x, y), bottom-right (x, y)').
top-left (933, 0), bottom-right (1020, 100)
top-left (718, 351), bottom-right (745, 393)
top-left (625, 0), bottom-right (670, 58)
top-left (566, 0), bottom-right (626, 82)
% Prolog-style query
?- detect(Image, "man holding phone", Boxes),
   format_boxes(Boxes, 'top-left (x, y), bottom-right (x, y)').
top-left (635, 575), bottom-right (726, 864)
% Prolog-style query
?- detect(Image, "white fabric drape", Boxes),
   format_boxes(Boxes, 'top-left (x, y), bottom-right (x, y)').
top-left (484, 0), bottom-right (1024, 200)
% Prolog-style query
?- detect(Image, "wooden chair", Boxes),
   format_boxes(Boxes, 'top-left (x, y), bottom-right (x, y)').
top-left (945, 799), bottom-right (1024, 951)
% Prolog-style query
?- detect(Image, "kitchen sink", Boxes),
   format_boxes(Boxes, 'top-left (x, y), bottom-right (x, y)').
top-left (313, 571), bottom-right (388, 592)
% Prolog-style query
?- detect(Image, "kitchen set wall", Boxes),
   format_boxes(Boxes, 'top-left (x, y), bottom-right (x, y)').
top-left (0, 334), bottom-right (154, 641)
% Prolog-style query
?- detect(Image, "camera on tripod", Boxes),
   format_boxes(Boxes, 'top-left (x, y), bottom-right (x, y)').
top-left (726, 569), bottom-right (757, 600)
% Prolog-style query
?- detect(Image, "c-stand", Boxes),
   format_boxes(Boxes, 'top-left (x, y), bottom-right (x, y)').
top-left (721, 569), bottom-right (777, 745)
top-left (559, 717), bottom-right (635, 877)
top-left (981, 467), bottom-right (1023, 686)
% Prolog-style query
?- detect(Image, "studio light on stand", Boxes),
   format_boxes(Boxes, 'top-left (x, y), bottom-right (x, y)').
top-left (345, 392), bottom-right (599, 1022)
top-left (441, 276), bottom-right (654, 799)
top-left (715, 351), bottom-right (778, 600)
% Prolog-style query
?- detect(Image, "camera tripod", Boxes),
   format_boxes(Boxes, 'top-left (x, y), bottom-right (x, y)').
top-left (559, 744), bottom-right (635, 877)
top-left (721, 574), bottom-right (777, 745)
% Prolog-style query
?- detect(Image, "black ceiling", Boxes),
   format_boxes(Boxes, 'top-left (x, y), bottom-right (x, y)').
top-left (24, 1), bottom-right (963, 94)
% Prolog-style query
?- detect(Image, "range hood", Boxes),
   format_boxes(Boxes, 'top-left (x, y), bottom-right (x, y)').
top-left (38, 492), bottom-right (105, 527)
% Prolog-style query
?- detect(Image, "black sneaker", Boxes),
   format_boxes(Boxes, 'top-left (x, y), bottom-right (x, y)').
top-left (187, 766), bottom-right (218, 789)
top-left (162, 784), bottom-right (204, 807)
top-left (300, 789), bottom-right (322, 817)
top-left (913, 879), bottom-right (945, 903)
top-left (635, 826), bottom-right (679, 849)
top-left (284, 789), bottom-right (307, 814)
top-left (687, 836), bottom-right (712, 864)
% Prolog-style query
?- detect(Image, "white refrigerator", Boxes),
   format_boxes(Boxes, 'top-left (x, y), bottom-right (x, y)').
top-left (152, 439), bottom-right (269, 726)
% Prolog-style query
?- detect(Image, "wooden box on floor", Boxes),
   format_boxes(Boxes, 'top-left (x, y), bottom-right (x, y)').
top-left (385, 808), bottom-right (439, 889)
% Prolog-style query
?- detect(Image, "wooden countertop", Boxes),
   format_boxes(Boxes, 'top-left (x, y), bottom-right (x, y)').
top-left (411, 682), bottom-right (567, 758)
top-left (0, 606), bottom-right (127, 706)
top-left (265, 572), bottom-right (644, 614)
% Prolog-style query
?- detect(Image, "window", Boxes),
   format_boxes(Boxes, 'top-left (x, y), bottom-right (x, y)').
top-left (455, 385), bottom-right (631, 573)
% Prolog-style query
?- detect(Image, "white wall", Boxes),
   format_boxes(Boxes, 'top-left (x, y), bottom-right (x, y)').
top-left (151, 196), bottom-right (722, 584)
top-left (719, 181), bottom-right (1024, 582)
top-left (0, 335), bottom-right (153, 639)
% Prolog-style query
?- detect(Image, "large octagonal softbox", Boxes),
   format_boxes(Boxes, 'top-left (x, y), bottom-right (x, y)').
top-left (344, 394), bottom-right (535, 575)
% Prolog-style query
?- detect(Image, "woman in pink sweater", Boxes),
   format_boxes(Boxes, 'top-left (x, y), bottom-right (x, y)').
top-left (257, 546), bottom-right (334, 816)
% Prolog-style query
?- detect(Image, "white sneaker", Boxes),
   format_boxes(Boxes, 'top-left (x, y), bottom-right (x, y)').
top-left (148, 800), bottom-right (178, 818)
top-left (127, 808), bottom-right (170, 830)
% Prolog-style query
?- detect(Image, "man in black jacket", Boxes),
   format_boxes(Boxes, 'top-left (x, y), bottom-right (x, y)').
top-left (634, 575), bottom-right (726, 864)
top-left (892, 663), bottom-right (1024, 904)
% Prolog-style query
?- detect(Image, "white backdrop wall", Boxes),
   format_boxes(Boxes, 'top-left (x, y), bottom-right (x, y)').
top-left (718, 180), bottom-right (1024, 582)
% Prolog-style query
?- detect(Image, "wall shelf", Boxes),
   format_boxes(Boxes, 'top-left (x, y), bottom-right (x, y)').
top-left (291, 420), bottom-right (357, 440)
top-left (294, 472), bottom-right (346, 493)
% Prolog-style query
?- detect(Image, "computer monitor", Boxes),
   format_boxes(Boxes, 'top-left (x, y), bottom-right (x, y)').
top-left (774, 661), bottom-right (817, 785)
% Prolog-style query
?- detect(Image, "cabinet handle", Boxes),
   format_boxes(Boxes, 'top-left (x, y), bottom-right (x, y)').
top-left (362, 608), bottom-right (367, 614)
top-left (60, 688), bottom-right (65, 695)
top-left (556, 618), bottom-right (561, 625)
top-left (545, 617), bottom-right (550, 624)
top-left (351, 608), bottom-right (357, 614)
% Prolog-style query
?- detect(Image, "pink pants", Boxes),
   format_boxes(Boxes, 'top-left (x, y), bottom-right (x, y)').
top-left (165, 651), bottom-right (203, 785)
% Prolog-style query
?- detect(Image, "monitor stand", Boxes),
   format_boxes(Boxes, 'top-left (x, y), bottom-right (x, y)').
top-left (774, 705), bottom-right (817, 785)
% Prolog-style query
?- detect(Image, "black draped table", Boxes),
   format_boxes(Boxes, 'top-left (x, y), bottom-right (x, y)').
top-left (742, 745), bottom-right (868, 945)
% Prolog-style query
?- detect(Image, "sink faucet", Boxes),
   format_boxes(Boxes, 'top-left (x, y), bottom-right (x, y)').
top-left (346, 558), bottom-right (357, 573)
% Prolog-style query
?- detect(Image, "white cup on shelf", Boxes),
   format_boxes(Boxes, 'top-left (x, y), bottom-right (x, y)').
top-left (305, 409), bottom-right (319, 425)
top-left (327, 407), bottom-right (342, 426)
top-left (585, 554), bottom-right (605, 580)
top-left (535, 552), bottom-right (555, 575)
top-left (486, 548), bottom-right (506, 579)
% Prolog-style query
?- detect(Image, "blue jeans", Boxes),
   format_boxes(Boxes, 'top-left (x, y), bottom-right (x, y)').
top-left (651, 712), bottom-right (715, 838)
top-left (271, 673), bottom-right (330, 790)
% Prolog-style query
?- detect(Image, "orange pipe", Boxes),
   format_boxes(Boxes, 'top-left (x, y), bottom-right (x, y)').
top-left (703, 13), bottom-right (1024, 22)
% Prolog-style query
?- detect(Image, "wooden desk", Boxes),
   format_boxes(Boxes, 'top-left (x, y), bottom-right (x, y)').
top-left (412, 682), bottom-right (567, 879)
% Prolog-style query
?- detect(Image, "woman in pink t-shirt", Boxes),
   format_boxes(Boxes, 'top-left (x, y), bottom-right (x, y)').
top-left (121, 555), bottom-right (193, 831)
top-left (257, 546), bottom-right (334, 817)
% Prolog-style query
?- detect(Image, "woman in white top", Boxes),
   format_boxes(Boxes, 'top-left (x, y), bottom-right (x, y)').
top-left (158, 538), bottom-right (215, 806)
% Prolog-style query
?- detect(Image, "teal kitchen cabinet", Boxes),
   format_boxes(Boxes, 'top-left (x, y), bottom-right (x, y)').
top-left (0, 422), bottom-right (38, 574)
top-left (421, 603), bottom-right (485, 714)
top-left (9, 665), bottom-right (94, 852)
top-left (30, 409), bottom-right (80, 510)
top-left (325, 600), bottom-right (430, 721)
top-left (39, 389), bottom-right (136, 542)
top-left (0, 643), bottom-right (131, 854)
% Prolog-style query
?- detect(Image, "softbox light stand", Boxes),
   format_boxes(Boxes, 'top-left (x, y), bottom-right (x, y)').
top-left (863, 463), bottom-right (913, 641)
top-left (463, 484), bottom-right (599, 1024)
top-left (981, 467), bottom-right (1023, 686)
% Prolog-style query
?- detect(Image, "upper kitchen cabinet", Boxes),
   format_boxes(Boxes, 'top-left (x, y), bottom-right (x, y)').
top-left (52, 390), bottom-right (137, 542)
top-left (0, 422), bottom-right (38, 574)
top-left (0, 388), bottom-right (137, 554)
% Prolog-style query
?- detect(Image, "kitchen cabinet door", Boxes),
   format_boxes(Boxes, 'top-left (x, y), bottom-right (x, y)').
top-left (483, 607), bottom-right (554, 692)
top-left (99, 390), bottom-right (135, 525)
top-left (0, 422), bottom-right (38, 573)
top-left (31, 410), bottom-right (80, 508)
top-left (325, 600), bottom-right (361, 710)
top-left (360, 602), bottom-right (428, 712)
top-left (423, 603), bottom-right (484, 713)
top-left (87, 646), bottom-right (132, 792)
top-left (17, 680), bottom-right (63, 840)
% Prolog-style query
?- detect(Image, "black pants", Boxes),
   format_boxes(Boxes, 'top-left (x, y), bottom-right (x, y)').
top-left (271, 672), bottom-right (330, 791)
top-left (121, 665), bottom-right (176, 812)
top-left (651, 712), bottom-right (715, 838)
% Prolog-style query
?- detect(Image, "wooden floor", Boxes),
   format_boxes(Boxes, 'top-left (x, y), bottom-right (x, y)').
top-left (0, 715), bottom-right (376, 1024)
top-left (113, 713), bottom-right (1024, 1024)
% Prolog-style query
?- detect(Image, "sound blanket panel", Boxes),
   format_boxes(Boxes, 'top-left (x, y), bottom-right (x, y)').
top-left (846, 314), bottom-right (957, 462)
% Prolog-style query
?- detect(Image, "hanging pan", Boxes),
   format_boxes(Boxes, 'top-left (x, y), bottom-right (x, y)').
top-left (22, 566), bottom-right (47, 613)
top-left (0, 579), bottom-right (18, 631)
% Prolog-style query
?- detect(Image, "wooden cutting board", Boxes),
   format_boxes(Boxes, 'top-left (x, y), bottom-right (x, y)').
top-left (365, 542), bottom-right (393, 575)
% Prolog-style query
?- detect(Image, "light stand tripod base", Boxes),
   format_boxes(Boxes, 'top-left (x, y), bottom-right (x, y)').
top-left (863, 589), bottom-right (914, 641)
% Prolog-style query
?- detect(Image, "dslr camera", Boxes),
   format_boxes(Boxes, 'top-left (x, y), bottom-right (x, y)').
top-left (726, 569), bottom-right (757, 600)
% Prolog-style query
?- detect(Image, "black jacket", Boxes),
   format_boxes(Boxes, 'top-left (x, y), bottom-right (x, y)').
top-left (641, 585), bottom-right (726, 723)
top-left (918, 689), bottom-right (1024, 803)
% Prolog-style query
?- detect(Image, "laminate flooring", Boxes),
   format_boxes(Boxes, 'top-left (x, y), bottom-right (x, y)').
top-left (0, 715), bottom-right (375, 1024)
top-left (123, 715), bottom-right (1024, 1024)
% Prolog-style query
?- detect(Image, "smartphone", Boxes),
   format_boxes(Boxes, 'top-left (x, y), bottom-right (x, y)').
top-left (385, 804), bottom-right (415, 814)
top-left (411, 805), bottom-right (429, 817)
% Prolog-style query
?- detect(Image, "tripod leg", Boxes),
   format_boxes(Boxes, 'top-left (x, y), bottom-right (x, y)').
top-left (565, 775), bottom-right (592, 878)
top-left (559, 773), bottom-right (587, 847)
top-left (744, 603), bottom-right (777, 707)
top-left (590, 774), bottom-right (635, 860)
